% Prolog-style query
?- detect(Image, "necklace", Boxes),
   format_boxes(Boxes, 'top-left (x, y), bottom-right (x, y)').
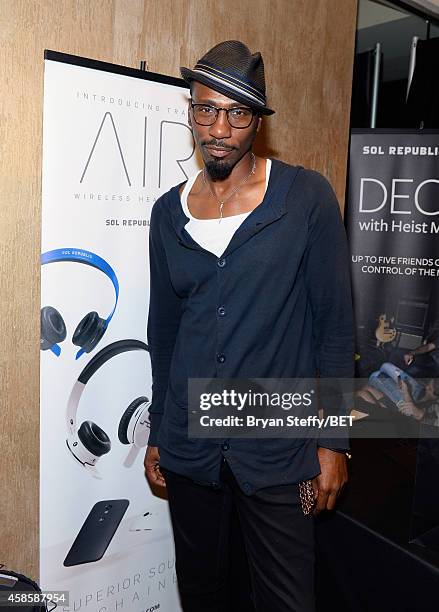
top-left (202, 152), bottom-right (256, 223)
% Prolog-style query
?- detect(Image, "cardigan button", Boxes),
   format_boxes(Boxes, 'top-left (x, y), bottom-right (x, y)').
top-left (217, 258), bottom-right (226, 267)
top-left (216, 353), bottom-right (226, 363)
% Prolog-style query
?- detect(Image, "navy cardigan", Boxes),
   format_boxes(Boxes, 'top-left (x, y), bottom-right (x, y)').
top-left (147, 158), bottom-right (354, 494)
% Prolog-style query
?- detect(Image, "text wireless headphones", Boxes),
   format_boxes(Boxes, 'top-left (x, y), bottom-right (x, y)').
top-left (41, 248), bottom-right (119, 359)
top-left (66, 339), bottom-right (151, 478)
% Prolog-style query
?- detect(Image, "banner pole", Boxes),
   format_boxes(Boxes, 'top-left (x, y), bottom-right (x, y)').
top-left (406, 36), bottom-right (418, 101)
top-left (370, 42), bottom-right (381, 129)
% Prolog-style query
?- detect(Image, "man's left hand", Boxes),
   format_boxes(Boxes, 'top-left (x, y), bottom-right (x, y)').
top-left (312, 447), bottom-right (348, 515)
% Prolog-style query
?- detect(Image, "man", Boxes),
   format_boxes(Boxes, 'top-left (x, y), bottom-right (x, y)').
top-left (402, 325), bottom-right (439, 377)
top-left (144, 40), bottom-right (354, 612)
top-left (383, 325), bottom-right (439, 381)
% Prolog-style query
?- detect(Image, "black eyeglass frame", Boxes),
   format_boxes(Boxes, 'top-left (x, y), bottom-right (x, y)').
top-left (190, 101), bottom-right (257, 129)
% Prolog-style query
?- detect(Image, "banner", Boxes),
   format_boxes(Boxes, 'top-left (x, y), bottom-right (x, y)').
top-left (40, 51), bottom-right (200, 611)
top-left (346, 129), bottom-right (439, 425)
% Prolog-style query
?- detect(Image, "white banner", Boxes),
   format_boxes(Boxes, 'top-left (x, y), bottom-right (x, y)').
top-left (40, 52), bottom-right (200, 612)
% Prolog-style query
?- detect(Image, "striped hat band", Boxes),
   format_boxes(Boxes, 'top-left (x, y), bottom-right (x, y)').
top-left (180, 40), bottom-right (275, 116)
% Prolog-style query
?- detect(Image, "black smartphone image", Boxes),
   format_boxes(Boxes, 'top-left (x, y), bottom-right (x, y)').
top-left (63, 499), bottom-right (129, 566)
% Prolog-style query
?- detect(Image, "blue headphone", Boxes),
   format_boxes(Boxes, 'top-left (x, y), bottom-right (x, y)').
top-left (40, 248), bottom-right (119, 359)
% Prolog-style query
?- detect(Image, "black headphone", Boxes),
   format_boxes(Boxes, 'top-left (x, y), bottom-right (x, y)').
top-left (66, 340), bottom-right (150, 478)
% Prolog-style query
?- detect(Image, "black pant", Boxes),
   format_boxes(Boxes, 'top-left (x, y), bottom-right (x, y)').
top-left (161, 459), bottom-right (315, 612)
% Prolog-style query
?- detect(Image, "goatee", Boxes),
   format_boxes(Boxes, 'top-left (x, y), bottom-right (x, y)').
top-left (205, 160), bottom-right (233, 180)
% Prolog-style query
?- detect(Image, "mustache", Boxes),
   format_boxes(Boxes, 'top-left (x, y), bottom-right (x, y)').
top-left (202, 139), bottom-right (236, 151)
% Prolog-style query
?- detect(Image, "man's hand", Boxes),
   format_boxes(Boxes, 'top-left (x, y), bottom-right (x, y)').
top-left (398, 380), bottom-right (425, 420)
top-left (312, 447), bottom-right (348, 515)
top-left (144, 445), bottom-right (166, 488)
top-left (404, 353), bottom-right (414, 366)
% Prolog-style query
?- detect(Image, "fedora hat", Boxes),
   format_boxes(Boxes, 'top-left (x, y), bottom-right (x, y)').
top-left (180, 40), bottom-right (275, 115)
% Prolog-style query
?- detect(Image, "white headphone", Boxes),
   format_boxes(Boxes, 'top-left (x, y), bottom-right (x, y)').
top-left (66, 339), bottom-right (151, 478)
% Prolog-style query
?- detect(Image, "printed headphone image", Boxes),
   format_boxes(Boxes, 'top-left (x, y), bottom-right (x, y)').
top-left (66, 339), bottom-right (151, 479)
top-left (40, 248), bottom-right (119, 359)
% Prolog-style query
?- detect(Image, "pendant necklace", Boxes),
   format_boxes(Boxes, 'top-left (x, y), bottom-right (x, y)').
top-left (202, 153), bottom-right (256, 223)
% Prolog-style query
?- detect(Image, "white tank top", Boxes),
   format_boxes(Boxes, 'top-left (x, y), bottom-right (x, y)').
top-left (180, 158), bottom-right (272, 258)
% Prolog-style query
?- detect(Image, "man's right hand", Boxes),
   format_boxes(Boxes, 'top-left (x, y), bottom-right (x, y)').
top-left (144, 445), bottom-right (166, 488)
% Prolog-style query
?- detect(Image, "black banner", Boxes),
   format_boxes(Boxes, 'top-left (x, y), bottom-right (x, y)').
top-left (346, 130), bottom-right (439, 429)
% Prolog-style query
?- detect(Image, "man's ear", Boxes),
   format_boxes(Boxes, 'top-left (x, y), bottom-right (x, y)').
top-left (256, 115), bottom-right (262, 133)
top-left (187, 101), bottom-right (192, 128)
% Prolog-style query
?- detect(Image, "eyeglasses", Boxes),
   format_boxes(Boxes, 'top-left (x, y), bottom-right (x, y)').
top-left (190, 102), bottom-right (256, 129)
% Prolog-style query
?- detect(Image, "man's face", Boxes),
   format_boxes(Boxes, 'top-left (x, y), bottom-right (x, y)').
top-left (188, 81), bottom-right (262, 179)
